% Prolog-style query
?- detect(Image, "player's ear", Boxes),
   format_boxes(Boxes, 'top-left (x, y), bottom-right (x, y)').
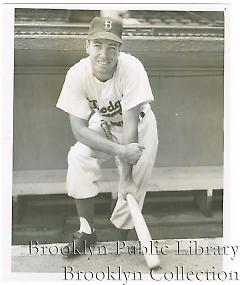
top-left (86, 40), bottom-right (90, 54)
top-left (117, 43), bottom-right (122, 54)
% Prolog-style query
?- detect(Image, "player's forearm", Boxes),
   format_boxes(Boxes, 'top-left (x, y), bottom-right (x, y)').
top-left (121, 107), bottom-right (140, 180)
top-left (121, 131), bottom-right (138, 180)
top-left (73, 126), bottom-right (124, 157)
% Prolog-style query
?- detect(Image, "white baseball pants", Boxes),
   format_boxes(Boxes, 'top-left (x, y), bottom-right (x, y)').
top-left (66, 107), bottom-right (158, 229)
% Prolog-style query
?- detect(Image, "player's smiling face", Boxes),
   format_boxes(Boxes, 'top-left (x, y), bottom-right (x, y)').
top-left (86, 39), bottom-right (121, 82)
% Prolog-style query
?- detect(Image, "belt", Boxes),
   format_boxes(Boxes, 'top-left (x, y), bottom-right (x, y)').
top-left (110, 121), bottom-right (123, 127)
top-left (110, 111), bottom-right (145, 127)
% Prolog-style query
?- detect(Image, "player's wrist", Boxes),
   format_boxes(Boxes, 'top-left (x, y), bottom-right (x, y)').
top-left (115, 144), bottom-right (126, 159)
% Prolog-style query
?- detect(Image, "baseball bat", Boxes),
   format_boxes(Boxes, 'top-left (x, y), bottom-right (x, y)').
top-left (126, 193), bottom-right (160, 269)
top-left (99, 113), bottom-right (160, 268)
top-left (100, 118), bottom-right (121, 166)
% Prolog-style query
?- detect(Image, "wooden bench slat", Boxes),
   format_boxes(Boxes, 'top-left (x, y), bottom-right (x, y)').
top-left (12, 166), bottom-right (223, 196)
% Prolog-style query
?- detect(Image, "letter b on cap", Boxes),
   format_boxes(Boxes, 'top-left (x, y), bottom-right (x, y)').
top-left (105, 19), bottom-right (112, 30)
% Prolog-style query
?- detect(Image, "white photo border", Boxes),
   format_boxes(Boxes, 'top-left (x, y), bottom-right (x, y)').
top-left (1, 1), bottom-right (239, 284)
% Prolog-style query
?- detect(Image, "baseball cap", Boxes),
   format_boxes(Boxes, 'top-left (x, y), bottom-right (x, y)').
top-left (87, 17), bottom-right (123, 44)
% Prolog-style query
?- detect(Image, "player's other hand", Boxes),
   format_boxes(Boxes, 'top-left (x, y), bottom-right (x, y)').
top-left (119, 143), bottom-right (145, 164)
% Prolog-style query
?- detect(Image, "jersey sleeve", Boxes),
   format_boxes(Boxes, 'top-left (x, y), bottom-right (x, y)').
top-left (56, 66), bottom-right (91, 120)
top-left (120, 56), bottom-right (154, 112)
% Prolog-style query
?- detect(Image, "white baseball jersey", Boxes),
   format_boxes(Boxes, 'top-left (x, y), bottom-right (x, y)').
top-left (56, 52), bottom-right (154, 124)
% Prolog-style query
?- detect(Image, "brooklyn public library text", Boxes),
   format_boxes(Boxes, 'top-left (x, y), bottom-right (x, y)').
top-left (28, 240), bottom-right (239, 260)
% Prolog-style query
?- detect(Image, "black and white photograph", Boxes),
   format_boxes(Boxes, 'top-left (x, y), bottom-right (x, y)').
top-left (1, 1), bottom-right (240, 283)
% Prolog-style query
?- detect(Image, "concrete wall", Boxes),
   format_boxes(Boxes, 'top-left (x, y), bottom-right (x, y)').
top-left (150, 73), bottom-right (223, 167)
top-left (13, 62), bottom-right (223, 170)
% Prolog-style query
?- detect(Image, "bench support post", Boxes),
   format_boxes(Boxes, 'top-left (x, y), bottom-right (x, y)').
top-left (194, 189), bottom-right (213, 217)
top-left (12, 196), bottom-right (25, 224)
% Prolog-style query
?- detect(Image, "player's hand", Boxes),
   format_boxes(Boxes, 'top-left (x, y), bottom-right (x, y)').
top-left (118, 178), bottom-right (138, 200)
top-left (118, 143), bottom-right (145, 164)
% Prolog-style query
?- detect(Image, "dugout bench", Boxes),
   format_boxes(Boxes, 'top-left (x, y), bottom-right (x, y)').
top-left (12, 166), bottom-right (223, 223)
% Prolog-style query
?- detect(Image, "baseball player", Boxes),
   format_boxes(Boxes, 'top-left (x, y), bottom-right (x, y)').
top-left (56, 16), bottom-right (158, 257)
